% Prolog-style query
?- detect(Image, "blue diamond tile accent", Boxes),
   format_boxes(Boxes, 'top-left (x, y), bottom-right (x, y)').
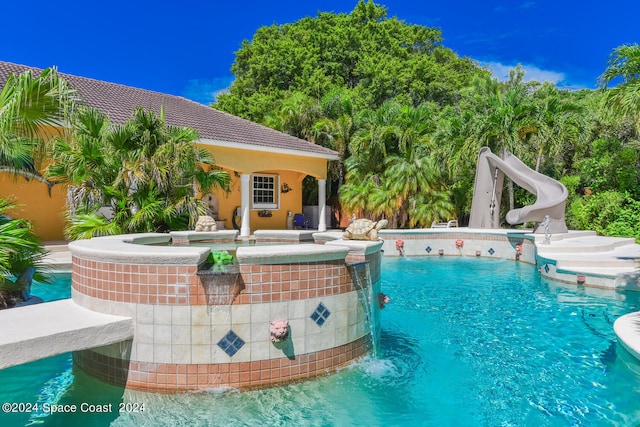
top-left (217, 330), bottom-right (245, 357)
top-left (311, 303), bottom-right (331, 327)
top-left (544, 264), bottom-right (550, 273)
top-left (425, 246), bottom-right (432, 253)
top-left (488, 248), bottom-right (495, 255)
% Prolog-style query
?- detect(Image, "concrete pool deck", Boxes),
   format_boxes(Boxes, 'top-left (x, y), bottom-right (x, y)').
top-left (0, 299), bottom-right (133, 369)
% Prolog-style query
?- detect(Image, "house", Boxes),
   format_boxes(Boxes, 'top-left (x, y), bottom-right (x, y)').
top-left (0, 61), bottom-right (339, 240)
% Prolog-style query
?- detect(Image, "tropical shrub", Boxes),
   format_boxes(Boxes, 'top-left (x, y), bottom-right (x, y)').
top-left (47, 108), bottom-right (230, 239)
top-left (566, 191), bottom-right (640, 240)
top-left (0, 198), bottom-right (47, 308)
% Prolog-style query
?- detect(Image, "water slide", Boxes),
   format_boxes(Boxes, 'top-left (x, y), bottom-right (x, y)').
top-left (468, 147), bottom-right (568, 233)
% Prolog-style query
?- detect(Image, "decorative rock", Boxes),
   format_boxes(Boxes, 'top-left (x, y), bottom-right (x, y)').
top-left (195, 216), bottom-right (217, 232)
top-left (343, 219), bottom-right (388, 241)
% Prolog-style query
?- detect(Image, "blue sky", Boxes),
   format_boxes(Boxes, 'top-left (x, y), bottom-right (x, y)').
top-left (2, 0), bottom-right (637, 105)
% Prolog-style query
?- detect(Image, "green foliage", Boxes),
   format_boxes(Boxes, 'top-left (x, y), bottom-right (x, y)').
top-left (47, 108), bottom-right (230, 239)
top-left (599, 43), bottom-right (640, 131)
top-left (339, 101), bottom-right (454, 227)
top-left (215, 0), bottom-right (484, 122)
top-left (573, 138), bottom-right (640, 196)
top-left (0, 66), bottom-right (75, 183)
top-left (567, 191), bottom-right (640, 240)
top-left (0, 198), bottom-right (48, 299)
top-left (215, 6), bottom-right (640, 236)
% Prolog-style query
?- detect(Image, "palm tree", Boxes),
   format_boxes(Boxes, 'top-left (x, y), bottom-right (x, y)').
top-left (264, 91), bottom-right (321, 141)
top-left (0, 67), bottom-right (73, 306)
top-left (0, 198), bottom-right (47, 308)
top-left (46, 108), bottom-right (117, 216)
top-left (0, 67), bottom-right (75, 182)
top-left (467, 71), bottom-right (538, 211)
top-left (338, 169), bottom-right (381, 218)
top-left (47, 107), bottom-right (230, 238)
top-left (312, 88), bottom-right (358, 186)
top-left (340, 101), bottom-right (455, 227)
top-left (381, 103), bottom-right (453, 227)
top-left (599, 44), bottom-right (640, 130)
top-left (531, 83), bottom-right (585, 173)
top-left (349, 100), bottom-right (399, 174)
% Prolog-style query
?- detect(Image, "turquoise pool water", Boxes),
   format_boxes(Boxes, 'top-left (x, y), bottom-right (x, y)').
top-left (2, 257), bottom-right (640, 426)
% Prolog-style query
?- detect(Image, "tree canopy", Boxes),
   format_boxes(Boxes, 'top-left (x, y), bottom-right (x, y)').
top-left (212, 1), bottom-right (640, 236)
top-left (215, 0), bottom-right (486, 122)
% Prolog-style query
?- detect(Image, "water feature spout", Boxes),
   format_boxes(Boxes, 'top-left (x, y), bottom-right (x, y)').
top-left (197, 262), bottom-right (242, 308)
top-left (270, 320), bottom-right (290, 343)
top-left (515, 243), bottom-right (523, 261)
top-left (377, 293), bottom-right (390, 309)
top-left (395, 240), bottom-right (405, 257)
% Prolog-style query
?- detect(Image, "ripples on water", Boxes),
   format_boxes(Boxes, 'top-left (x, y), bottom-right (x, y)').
top-left (3, 258), bottom-right (640, 426)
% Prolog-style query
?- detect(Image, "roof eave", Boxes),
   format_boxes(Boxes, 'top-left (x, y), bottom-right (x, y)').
top-left (198, 138), bottom-right (341, 161)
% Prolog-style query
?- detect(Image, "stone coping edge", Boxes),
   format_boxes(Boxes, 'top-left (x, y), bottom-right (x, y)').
top-left (0, 299), bottom-right (133, 370)
top-left (236, 244), bottom-right (350, 265)
top-left (170, 230), bottom-right (239, 242)
top-left (68, 233), bottom-right (210, 265)
top-left (323, 239), bottom-right (384, 256)
top-left (253, 230), bottom-right (316, 241)
top-left (614, 312), bottom-right (640, 361)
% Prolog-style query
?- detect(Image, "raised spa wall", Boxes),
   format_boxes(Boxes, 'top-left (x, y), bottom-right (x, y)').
top-left (69, 232), bottom-right (382, 392)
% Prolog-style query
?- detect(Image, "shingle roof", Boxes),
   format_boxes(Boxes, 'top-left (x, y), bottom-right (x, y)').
top-left (0, 61), bottom-right (339, 160)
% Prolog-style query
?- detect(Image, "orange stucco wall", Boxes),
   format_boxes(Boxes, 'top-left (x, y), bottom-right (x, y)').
top-left (205, 169), bottom-right (308, 233)
top-left (0, 174), bottom-right (67, 241)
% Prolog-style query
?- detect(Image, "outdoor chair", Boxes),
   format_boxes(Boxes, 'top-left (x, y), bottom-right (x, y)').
top-left (293, 213), bottom-right (308, 229)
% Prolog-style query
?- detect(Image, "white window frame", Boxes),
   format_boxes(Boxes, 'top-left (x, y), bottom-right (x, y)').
top-left (251, 173), bottom-right (280, 209)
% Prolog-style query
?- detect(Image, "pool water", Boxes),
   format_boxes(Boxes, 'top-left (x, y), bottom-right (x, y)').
top-left (29, 272), bottom-right (73, 302)
top-left (3, 257), bottom-right (640, 426)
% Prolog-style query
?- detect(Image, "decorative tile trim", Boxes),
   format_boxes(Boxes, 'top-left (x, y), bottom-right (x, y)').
top-left (217, 330), bottom-right (245, 357)
top-left (310, 303), bottom-right (331, 327)
top-left (72, 257), bottom-right (360, 306)
top-left (73, 335), bottom-right (372, 392)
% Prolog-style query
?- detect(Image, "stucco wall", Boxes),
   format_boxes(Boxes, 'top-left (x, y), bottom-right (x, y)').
top-left (207, 169), bottom-right (311, 233)
top-left (0, 173), bottom-right (67, 241)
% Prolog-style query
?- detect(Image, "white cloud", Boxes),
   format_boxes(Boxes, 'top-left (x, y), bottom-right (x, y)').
top-left (483, 61), bottom-right (565, 85)
top-left (181, 76), bottom-right (234, 105)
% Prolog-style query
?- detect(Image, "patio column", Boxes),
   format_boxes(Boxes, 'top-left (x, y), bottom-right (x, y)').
top-left (317, 179), bottom-right (327, 232)
top-left (240, 174), bottom-right (251, 237)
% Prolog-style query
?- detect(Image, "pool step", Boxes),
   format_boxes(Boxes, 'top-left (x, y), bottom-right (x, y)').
top-left (614, 312), bottom-right (640, 361)
top-left (536, 235), bottom-right (636, 254)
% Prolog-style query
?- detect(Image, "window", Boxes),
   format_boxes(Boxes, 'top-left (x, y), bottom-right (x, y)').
top-left (252, 174), bottom-right (279, 209)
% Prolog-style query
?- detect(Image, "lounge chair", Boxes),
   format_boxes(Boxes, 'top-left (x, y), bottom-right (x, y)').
top-left (431, 220), bottom-right (458, 228)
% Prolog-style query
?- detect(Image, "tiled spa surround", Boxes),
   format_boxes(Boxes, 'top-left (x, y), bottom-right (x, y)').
top-left (69, 234), bottom-right (383, 392)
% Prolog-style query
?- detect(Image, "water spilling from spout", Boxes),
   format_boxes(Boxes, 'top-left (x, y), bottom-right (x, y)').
top-left (347, 261), bottom-right (379, 357)
top-left (197, 262), bottom-right (242, 313)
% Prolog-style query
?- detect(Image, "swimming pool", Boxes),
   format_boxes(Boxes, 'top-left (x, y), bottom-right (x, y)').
top-left (2, 257), bottom-right (640, 426)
